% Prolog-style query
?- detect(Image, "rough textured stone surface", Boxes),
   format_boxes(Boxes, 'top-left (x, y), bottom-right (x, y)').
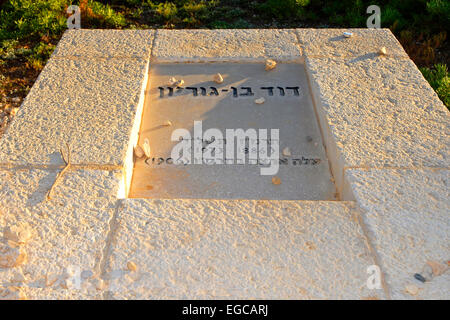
top-left (306, 55), bottom-right (449, 191)
top-left (0, 57), bottom-right (148, 166)
top-left (345, 168), bottom-right (450, 299)
top-left (296, 28), bottom-right (408, 58)
top-left (53, 29), bottom-right (155, 58)
top-left (0, 169), bottom-right (121, 299)
top-left (103, 199), bottom-right (384, 299)
top-left (0, 29), bottom-right (448, 300)
top-left (152, 29), bottom-right (302, 62)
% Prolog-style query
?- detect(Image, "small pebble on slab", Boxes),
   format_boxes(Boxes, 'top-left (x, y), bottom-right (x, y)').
top-left (134, 145), bottom-right (145, 158)
top-left (213, 73), bottom-right (224, 84)
top-left (343, 32), bottom-right (353, 38)
top-left (271, 176), bottom-right (281, 185)
top-left (143, 138), bottom-right (151, 158)
top-left (254, 97), bottom-right (265, 104)
top-left (127, 261), bottom-right (137, 272)
top-left (282, 147), bottom-right (291, 157)
top-left (265, 59), bottom-right (277, 71)
top-left (168, 77), bottom-right (177, 86)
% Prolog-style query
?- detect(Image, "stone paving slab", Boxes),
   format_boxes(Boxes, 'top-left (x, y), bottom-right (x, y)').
top-left (53, 29), bottom-right (155, 59)
top-left (296, 28), bottom-right (409, 58)
top-left (102, 199), bottom-right (385, 299)
top-left (305, 55), bottom-right (449, 192)
top-left (0, 57), bottom-right (149, 167)
top-left (344, 168), bottom-right (450, 299)
top-left (152, 29), bottom-right (302, 62)
top-left (0, 169), bottom-right (121, 300)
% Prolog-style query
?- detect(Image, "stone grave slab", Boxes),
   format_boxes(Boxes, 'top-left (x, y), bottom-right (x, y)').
top-left (1, 28), bottom-right (448, 300)
top-left (130, 62), bottom-right (336, 200)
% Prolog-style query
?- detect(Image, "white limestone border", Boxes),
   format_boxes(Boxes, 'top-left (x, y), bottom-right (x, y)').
top-left (102, 199), bottom-right (385, 299)
top-left (344, 168), bottom-right (449, 299)
top-left (296, 29), bottom-right (449, 198)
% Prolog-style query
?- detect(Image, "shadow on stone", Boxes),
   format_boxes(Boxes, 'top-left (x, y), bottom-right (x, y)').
top-left (347, 53), bottom-right (379, 64)
top-left (26, 169), bottom-right (58, 207)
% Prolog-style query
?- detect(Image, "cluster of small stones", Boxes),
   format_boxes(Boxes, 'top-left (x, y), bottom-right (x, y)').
top-left (134, 59), bottom-right (281, 161)
top-left (0, 222), bottom-right (32, 299)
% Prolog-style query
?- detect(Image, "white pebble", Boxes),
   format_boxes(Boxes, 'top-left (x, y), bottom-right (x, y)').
top-left (168, 77), bottom-right (184, 87)
top-left (254, 97), bottom-right (265, 104)
top-left (94, 278), bottom-right (105, 291)
top-left (127, 261), bottom-right (138, 272)
top-left (213, 73), bottom-right (224, 84)
top-left (405, 284), bottom-right (419, 296)
top-left (265, 59), bottom-right (277, 71)
top-left (282, 147), bottom-right (291, 157)
top-left (379, 47), bottom-right (387, 55)
top-left (143, 138), bottom-right (151, 158)
top-left (168, 77), bottom-right (177, 86)
top-left (134, 145), bottom-right (144, 158)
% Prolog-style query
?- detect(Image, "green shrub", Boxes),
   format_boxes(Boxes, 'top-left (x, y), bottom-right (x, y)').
top-left (154, 2), bottom-right (178, 20)
top-left (427, 0), bottom-right (450, 27)
top-left (0, 0), bottom-right (128, 75)
top-left (0, 0), bottom-right (69, 41)
top-left (0, 0), bottom-right (128, 42)
top-left (420, 64), bottom-right (450, 108)
top-left (26, 41), bottom-right (56, 70)
top-left (0, 39), bottom-right (20, 59)
top-left (382, 5), bottom-right (404, 29)
top-left (258, 0), bottom-right (310, 20)
top-left (86, 0), bottom-right (127, 27)
top-left (146, 0), bottom-right (218, 26)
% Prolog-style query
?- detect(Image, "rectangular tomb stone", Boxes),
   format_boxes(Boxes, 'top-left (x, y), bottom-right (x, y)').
top-left (129, 62), bottom-right (336, 200)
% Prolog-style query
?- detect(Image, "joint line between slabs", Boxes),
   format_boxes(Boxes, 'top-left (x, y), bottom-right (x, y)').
top-left (51, 55), bottom-right (149, 61)
top-left (304, 54), bottom-right (410, 60)
top-left (149, 29), bottom-right (159, 63)
top-left (0, 163), bottom-right (123, 171)
top-left (99, 199), bottom-right (125, 300)
top-left (353, 207), bottom-right (392, 300)
top-left (343, 165), bottom-right (449, 172)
